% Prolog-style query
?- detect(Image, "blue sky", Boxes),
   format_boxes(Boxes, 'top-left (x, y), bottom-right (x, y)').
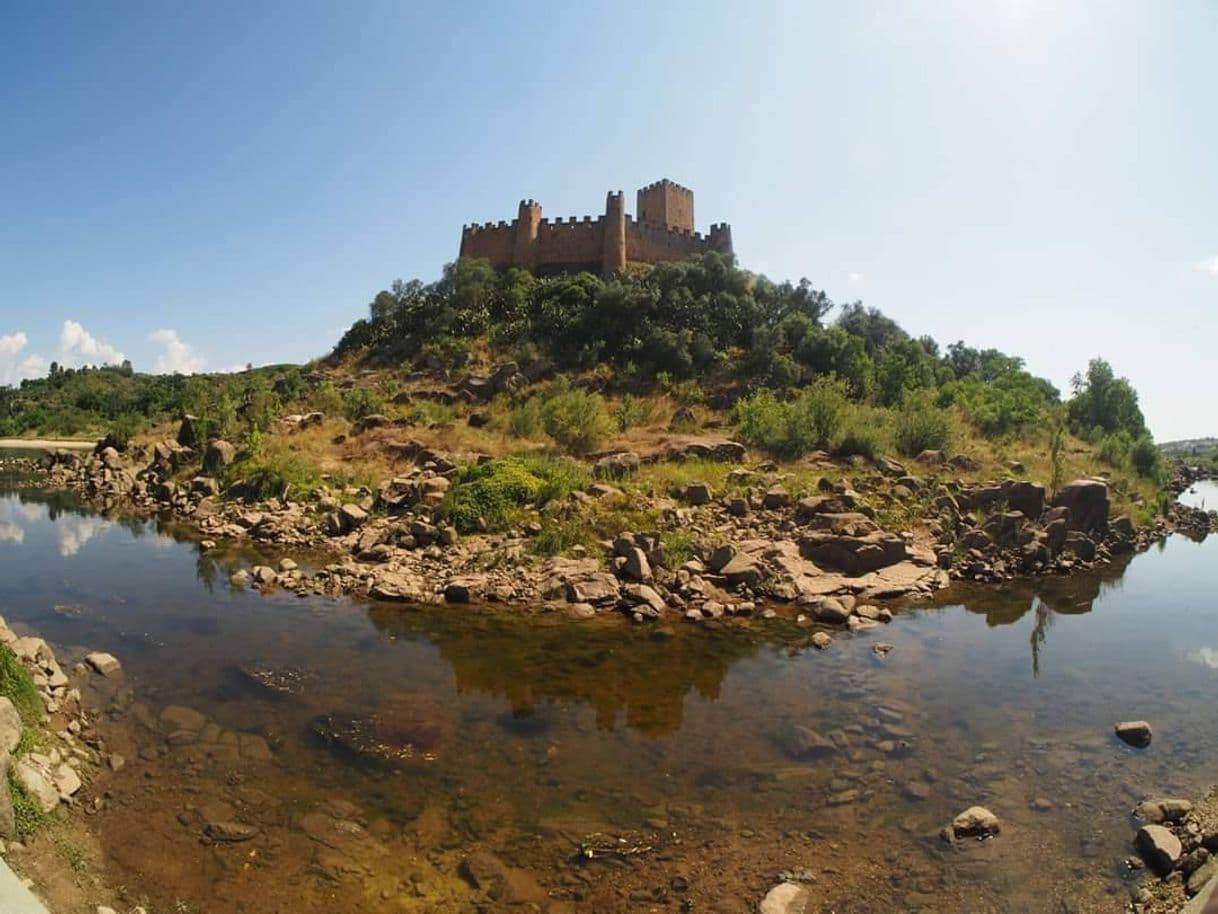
top-left (1, 1), bottom-right (1215, 439)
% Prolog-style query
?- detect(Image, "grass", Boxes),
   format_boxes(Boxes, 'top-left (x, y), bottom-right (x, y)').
top-left (0, 643), bottom-right (42, 725)
top-left (8, 771), bottom-right (46, 837)
top-left (52, 833), bottom-right (89, 872)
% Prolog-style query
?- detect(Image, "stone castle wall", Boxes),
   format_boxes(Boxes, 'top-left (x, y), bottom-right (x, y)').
top-left (458, 180), bottom-right (732, 276)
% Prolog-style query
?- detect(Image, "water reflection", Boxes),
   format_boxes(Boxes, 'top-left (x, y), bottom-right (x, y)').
top-left (368, 605), bottom-right (757, 736)
top-left (1189, 646), bottom-right (1218, 670)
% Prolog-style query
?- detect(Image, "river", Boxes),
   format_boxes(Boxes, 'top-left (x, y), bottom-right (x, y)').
top-left (1, 455), bottom-right (1215, 913)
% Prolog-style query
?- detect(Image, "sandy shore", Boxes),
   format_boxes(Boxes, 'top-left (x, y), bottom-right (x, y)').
top-left (0, 437), bottom-right (97, 450)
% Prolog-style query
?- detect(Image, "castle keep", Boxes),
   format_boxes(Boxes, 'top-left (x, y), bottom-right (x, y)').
top-left (459, 179), bottom-right (733, 276)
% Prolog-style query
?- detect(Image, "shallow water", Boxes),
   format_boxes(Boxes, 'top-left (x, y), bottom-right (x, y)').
top-left (1, 459), bottom-right (1216, 913)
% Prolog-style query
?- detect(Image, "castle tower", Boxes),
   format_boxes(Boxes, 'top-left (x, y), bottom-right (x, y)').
top-left (602, 190), bottom-right (626, 275)
top-left (637, 179), bottom-right (694, 233)
top-left (708, 222), bottom-right (733, 257)
top-left (512, 199), bottom-right (541, 269)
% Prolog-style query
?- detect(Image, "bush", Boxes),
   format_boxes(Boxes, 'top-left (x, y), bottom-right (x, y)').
top-left (1097, 430), bottom-right (1133, 468)
top-left (341, 387), bottom-right (385, 421)
top-left (221, 453), bottom-right (324, 501)
top-left (893, 399), bottom-right (952, 457)
top-left (735, 379), bottom-right (848, 460)
top-left (1130, 435), bottom-right (1160, 477)
top-left (435, 456), bottom-right (588, 533)
top-left (833, 413), bottom-right (887, 459)
top-left (509, 396), bottom-right (546, 439)
top-left (540, 388), bottom-right (615, 456)
top-left (613, 394), bottom-right (654, 432)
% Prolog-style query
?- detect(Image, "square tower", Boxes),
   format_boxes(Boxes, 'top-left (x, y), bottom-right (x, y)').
top-left (636, 179), bottom-right (694, 232)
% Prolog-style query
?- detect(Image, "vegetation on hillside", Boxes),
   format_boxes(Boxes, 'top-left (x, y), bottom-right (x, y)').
top-left (1, 253), bottom-right (1163, 492)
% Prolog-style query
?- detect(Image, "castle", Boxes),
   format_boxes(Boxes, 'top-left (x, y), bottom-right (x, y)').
top-left (459, 179), bottom-right (733, 276)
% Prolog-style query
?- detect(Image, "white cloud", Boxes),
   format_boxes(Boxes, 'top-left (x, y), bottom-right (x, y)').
top-left (149, 329), bottom-right (205, 375)
top-left (1197, 255), bottom-right (1218, 277)
top-left (0, 521), bottom-right (24, 545)
top-left (847, 271), bottom-right (864, 283)
top-left (58, 320), bottom-right (125, 367)
top-left (0, 331), bottom-right (48, 386)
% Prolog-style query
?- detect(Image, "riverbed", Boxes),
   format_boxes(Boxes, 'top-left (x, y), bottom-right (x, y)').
top-left (1, 456), bottom-right (1215, 913)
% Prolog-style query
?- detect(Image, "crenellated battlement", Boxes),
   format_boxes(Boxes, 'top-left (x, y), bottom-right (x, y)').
top-left (458, 179), bottom-right (732, 276)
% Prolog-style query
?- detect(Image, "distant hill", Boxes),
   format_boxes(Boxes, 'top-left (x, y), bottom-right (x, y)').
top-left (1159, 437), bottom-right (1218, 457)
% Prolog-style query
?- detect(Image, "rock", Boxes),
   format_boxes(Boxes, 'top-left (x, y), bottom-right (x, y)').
top-left (799, 532), bottom-right (907, 575)
top-left (621, 547), bottom-right (653, 583)
top-left (230, 569), bottom-right (250, 587)
top-left (339, 504), bottom-right (368, 530)
top-left (53, 763), bottom-right (82, 799)
top-left (0, 773), bottom-right (13, 839)
top-left (1135, 798), bottom-right (1194, 824)
top-left (176, 414), bottom-right (201, 448)
top-left (161, 705), bottom-right (208, 731)
top-left (623, 584), bottom-right (667, 614)
top-left (251, 565), bottom-right (278, 586)
top-left (1136, 824), bottom-right (1183, 876)
top-left (719, 553), bottom-right (763, 588)
top-left (946, 806), bottom-right (1000, 841)
top-left (594, 452), bottom-right (640, 479)
top-left (565, 573), bottom-right (620, 606)
top-left (759, 882), bottom-right (811, 914)
top-left (811, 632), bottom-right (833, 649)
top-left (814, 598), bottom-right (851, 625)
top-left (14, 758), bottom-right (60, 813)
top-left (783, 726), bottom-right (838, 759)
top-left (1115, 720), bottom-right (1152, 748)
top-left (1052, 478), bottom-right (1110, 534)
top-left (202, 440), bottom-right (237, 474)
top-left (459, 851), bottom-right (547, 904)
top-left (1188, 858), bottom-right (1217, 897)
top-left (205, 821), bottom-right (259, 842)
top-left (444, 578), bottom-right (478, 604)
top-left (1185, 869), bottom-right (1218, 913)
top-left (762, 487), bottom-right (792, 510)
top-left (82, 650), bottom-right (121, 677)
top-left (681, 482), bottom-right (713, 506)
top-left (0, 697), bottom-right (21, 755)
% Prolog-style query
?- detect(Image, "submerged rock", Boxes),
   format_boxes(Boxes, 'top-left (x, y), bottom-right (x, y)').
top-left (312, 690), bottom-right (452, 766)
top-left (759, 882), bottom-right (811, 914)
top-left (944, 806), bottom-right (1000, 842)
top-left (1115, 720), bottom-right (1153, 748)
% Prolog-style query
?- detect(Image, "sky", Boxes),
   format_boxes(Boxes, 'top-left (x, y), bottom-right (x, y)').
top-left (1, 1), bottom-right (1215, 440)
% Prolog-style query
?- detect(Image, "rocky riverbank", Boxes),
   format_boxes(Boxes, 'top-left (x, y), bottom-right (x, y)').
top-left (1128, 787), bottom-right (1218, 913)
top-left (5, 427), bottom-right (1177, 636)
top-left (0, 616), bottom-right (132, 912)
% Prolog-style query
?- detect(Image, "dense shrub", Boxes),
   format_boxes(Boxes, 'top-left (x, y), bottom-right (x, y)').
top-left (539, 387), bottom-right (615, 456)
top-left (1097, 430), bottom-right (1133, 468)
top-left (833, 413), bottom-right (887, 459)
top-left (1130, 435), bottom-right (1160, 478)
top-left (435, 456), bottom-right (588, 533)
top-left (893, 398), bottom-right (952, 457)
top-left (735, 379), bottom-right (848, 460)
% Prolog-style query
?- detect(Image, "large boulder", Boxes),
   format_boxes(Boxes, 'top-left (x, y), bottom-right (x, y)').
top-left (1052, 479), bottom-right (1109, 534)
top-left (800, 532), bottom-right (907, 575)
top-left (202, 440), bottom-right (237, 475)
